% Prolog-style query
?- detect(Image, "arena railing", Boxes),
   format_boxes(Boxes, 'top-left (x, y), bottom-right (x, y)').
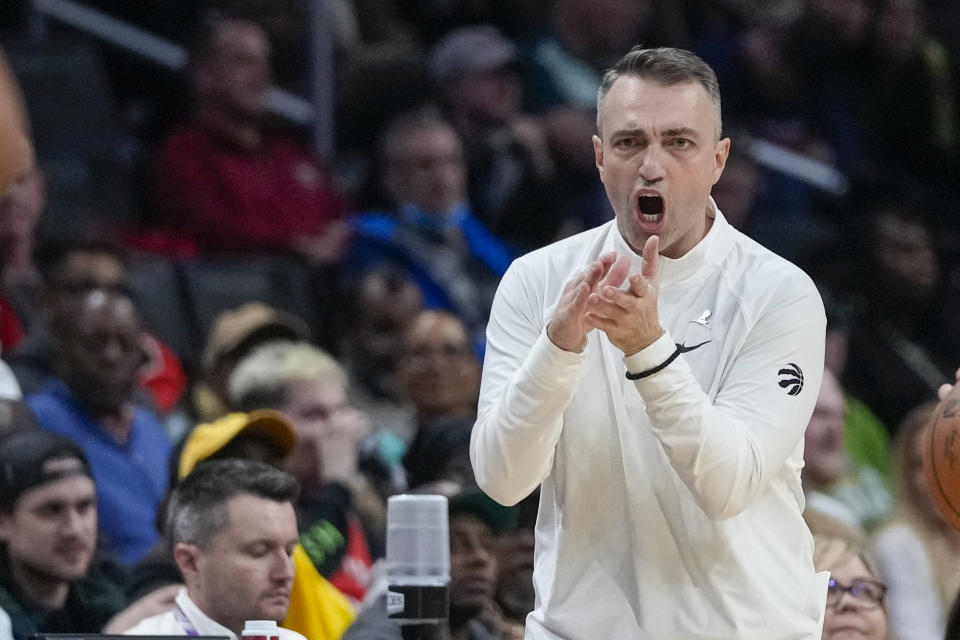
top-left (29, 0), bottom-right (847, 196)
top-left (30, 0), bottom-right (336, 160)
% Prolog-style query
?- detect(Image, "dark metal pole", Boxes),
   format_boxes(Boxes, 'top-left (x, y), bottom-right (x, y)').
top-left (306, 0), bottom-right (335, 160)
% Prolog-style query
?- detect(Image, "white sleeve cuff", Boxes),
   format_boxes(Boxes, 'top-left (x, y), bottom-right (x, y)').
top-left (525, 329), bottom-right (588, 388)
top-left (623, 331), bottom-right (676, 378)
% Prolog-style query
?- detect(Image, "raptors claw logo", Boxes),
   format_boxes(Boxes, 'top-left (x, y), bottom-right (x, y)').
top-left (778, 363), bottom-right (804, 396)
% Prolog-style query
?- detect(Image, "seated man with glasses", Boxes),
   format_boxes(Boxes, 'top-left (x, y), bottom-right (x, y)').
top-left (813, 535), bottom-right (888, 640)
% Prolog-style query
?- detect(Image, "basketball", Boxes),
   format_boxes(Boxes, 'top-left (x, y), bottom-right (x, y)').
top-left (923, 383), bottom-right (960, 532)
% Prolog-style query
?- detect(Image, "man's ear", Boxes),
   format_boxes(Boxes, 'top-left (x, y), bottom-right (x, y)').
top-left (173, 542), bottom-right (201, 582)
top-left (593, 135), bottom-right (605, 182)
top-left (712, 137), bottom-right (731, 184)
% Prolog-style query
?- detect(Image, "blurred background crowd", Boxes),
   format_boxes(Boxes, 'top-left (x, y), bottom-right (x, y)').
top-left (1, 0), bottom-right (960, 639)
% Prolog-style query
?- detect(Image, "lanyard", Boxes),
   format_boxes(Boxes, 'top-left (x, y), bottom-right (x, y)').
top-left (173, 604), bottom-right (200, 636)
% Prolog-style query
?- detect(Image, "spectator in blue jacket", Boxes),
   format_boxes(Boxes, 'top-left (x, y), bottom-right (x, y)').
top-left (349, 106), bottom-right (515, 350)
top-left (26, 290), bottom-right (171, 565)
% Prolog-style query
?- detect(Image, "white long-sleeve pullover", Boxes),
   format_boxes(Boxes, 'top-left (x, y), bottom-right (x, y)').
top-left (471, 209), bottom-right (828, 639)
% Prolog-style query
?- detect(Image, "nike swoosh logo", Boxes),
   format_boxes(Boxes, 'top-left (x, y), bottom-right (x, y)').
top-left (676, 339), bottom-right (711, 353)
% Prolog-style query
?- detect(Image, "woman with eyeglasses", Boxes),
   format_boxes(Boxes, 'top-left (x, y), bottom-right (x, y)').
top-left (814, 535), bottom-right (888, 640)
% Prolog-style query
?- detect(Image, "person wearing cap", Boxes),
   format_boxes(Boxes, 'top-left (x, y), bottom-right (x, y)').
top-left (26, 289), bottom-right (172, 565)
top-left (177, 410), bottom-right (298, 480)
top-left (126, 411), bottom-right (355, 640)
top-left (349, 107), bottom-right (515, 350)
top-left (192, 302), bottom-right (310, 423)
top-left (128, 410), bottom-right (300, 601)
top-left (0, 429), bottom-right (128, 639)
top-left (428, 25), bottom-right (560, 252)
top-left (122, 459), bottom-right (309, 640)
top-left (446, 491), bottom-right (521, 640)
top-left (342, 489), bottom-right (519, 640)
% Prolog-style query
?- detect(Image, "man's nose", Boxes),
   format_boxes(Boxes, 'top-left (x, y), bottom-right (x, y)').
top-left (465, 540), bottom-right (495, 569)
top-left (271, 550), bottom-right (296, 583)
top-left (638, 145), bottom-right (665, 182)
top-left (62, 507), bottom-right (90, 537)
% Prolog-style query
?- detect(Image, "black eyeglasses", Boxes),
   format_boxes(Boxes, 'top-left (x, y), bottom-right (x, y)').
top-left (826, 578), bottom-right (887, 608)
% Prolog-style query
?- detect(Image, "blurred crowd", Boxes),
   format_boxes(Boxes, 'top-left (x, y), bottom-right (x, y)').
top-left (0, 0), bottom-right (959, 639)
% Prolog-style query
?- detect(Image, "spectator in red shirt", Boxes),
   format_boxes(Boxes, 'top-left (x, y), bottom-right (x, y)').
top-left (151, 12), bottom-right (348, 261)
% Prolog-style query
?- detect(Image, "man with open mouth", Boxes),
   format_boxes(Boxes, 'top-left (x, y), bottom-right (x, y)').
top-left (472, 46), bottom-right (827, 639)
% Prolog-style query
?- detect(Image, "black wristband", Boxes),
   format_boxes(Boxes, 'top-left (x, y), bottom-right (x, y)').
top-left (625, 345), bottom-right (681, 380)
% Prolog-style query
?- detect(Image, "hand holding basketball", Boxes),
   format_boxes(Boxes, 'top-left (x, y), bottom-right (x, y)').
top-left (938, 368), bottom-right (960, 401)
top-left (923, 374), bottom-right (960, 532)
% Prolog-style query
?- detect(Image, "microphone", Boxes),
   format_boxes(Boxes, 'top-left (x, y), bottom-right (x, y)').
top-left (385, 494), bottom-right (450, 639)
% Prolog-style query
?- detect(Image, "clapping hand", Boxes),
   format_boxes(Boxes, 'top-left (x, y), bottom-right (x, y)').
top-left (585, 236), bottom-right (665, 356)
top-left (547, 251), bottom-right (631, 352)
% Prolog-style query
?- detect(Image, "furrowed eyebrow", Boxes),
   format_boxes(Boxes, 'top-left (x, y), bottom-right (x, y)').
top-left (608, 127), bottom-right (700, 141)
top-left (609, 128), bottom-right (647, 139)
top-left (662, 127), bottom-right (699, 139)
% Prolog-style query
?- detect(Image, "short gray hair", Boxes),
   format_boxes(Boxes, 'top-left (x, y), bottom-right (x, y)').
top-left (167, 459), bottom-right (299, 549)
top-left (596, 46), bottom-right (722, 138)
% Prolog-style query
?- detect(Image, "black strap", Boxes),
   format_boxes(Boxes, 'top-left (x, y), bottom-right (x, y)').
top-left (625, 345), bottom-right (681, 380)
